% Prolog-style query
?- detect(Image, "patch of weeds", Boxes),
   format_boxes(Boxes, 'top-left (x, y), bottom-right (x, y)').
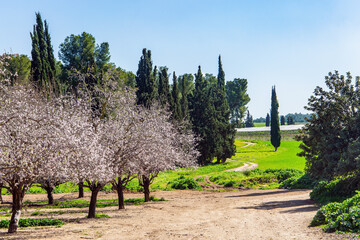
top-left (0, 218), bottom-right (64, 228)
top-left (31, 211), bottom-right (41, 216)
top-left (168, 175), bottom-right (201, 190)
top-left (195, 177), bottom-right (205, 182)
top-left (88, 213), bottom-right (110, 218)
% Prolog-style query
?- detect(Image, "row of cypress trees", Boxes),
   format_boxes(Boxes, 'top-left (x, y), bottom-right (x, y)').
top-left (135, 49), bottom-right (236, 165)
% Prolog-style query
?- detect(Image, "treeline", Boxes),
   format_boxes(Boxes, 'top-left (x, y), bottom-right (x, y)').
top-left (254, 112), bottom-right (311, 124)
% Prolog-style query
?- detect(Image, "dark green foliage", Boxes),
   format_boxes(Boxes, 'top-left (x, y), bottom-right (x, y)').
top-left (310, 192), bottom-right (360, 233)
top-left (279, 174), bottom-right (317, 189)
top-left (135, 48), bottom-right (157, 108)
top-left (171, 72), bottom-right (182, 121)
top-left (287, 115), bottom-right (295, 125)
top-left (265, 113), bottom-right (270, 127)
top-left (3, 54), bottom-right (31, 85)
top-left (0, 218), bottom-right (64, 228)
top-left (190, 66), bottom-right (217, 164)
top-left (254, 117), bottom-right (266, 123)
top-left (169, 175), bottom-right (201, 190)
top-left (30, 13), bottom-right (59, 96)
top-left (226, 78), bottom-right (250, 128)
top-left (179, 76), bottom-right (189, 120)
top-left (285, 113), bottom-right (312, 123)
top-left (270, 86), bottom-right (281, 151)
top-left (280, 115), bottom-right (285, 125)
top-left (310, 174), bottom-right (360, 205)
top-left (213, 56), bottom-right (236, 163)
top-left (297, 71), bottom-right (360, 180)
top-left (158, 67), bottom-right (172, 107)
top-left (245, 110), bottom-right (254, 127)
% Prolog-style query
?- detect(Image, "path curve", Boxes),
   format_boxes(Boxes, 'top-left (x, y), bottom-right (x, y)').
top-left (225, 141), bottom-right (258, 172)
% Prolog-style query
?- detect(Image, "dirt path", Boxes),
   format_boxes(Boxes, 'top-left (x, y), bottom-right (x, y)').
top-left (225, 141), bottom-right (258, 172)
top-left (0, 190), bottom-right (355, 240)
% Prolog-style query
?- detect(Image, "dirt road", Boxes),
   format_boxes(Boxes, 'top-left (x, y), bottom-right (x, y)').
top-left (0, 189), bottom-right (355, 240)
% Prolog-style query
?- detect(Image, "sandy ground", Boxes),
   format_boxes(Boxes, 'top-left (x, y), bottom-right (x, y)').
top-left (0, 189), bottom-right (356, 240)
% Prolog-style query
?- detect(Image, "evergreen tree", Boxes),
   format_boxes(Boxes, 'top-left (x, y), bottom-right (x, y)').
top-left (135, 48), bottom-right (157, 108)
top-left (245, 110), bottom-right (254, 127)
top-left (270, 86), bottom-right (281, 151)
top-left (158, 67), bottom-right (172, 107)
top-left (226, 78), bottom-right (250, 127)
top-left (213, 56), bottom-right (236, 163)
top-left (287, 115), bottom-right (295, 125)
top-left (179, 76), bottom-right (189, 120)
top-left (280, 115), bottom-right (286, 125)
top-left (30, 13), bottom-right (58, 96)
top-left (190, 66), bottom-right (216, 165)
top-left (171, 72), bottom-right (182, 121)
top-left (266, 113), bottom-right (270, 126)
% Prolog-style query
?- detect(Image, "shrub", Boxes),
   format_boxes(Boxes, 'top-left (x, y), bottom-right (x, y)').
top-left (280, 174), bottom-right (316, 189)
top-left (263, 169), bottom-right (303, 183)
top-left (0, 218), bottom-right (64, 228)
top-left (311, 191), bottom-right (360, 233)
top-left (169, 176), bottom-right (201, 190)
top-left (310, 174), bottom-right (360, 205)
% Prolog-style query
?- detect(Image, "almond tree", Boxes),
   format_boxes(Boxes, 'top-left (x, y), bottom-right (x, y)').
top-left (0, 85), bottom-right (85, 233)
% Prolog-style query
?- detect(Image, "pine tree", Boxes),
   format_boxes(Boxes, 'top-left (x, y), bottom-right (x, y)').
top-left (30, 13), bottom-right (58, 96)
top-left (245, 110), bottom-right (254, 127)
top-left (270, 86), bottom-right (281, 151)
top-left (135, 48), bottom-right (157, 108)
top-left (171, 72), bottom-right (182, 121)
top-left (266, 113), bottom-right (270, 127)
top-left (287, 115), bottom-right (295, 125)
top-left (213, 56), bottom-right (236, 163)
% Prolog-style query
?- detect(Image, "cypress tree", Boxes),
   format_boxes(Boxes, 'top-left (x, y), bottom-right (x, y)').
top-left (158, 67), bottom-right (172, 107)
top-left (213, 56), bottom-right (236, 163)
top-left (179, 76), bottom-right (189, 120)
top-left (135, 48), bottom-right (157, 108)
top-left (171, 72), bottom-right (182, 121)
top-left (265, 113), bottom-right (270, 127)
top-left (270, 86), bottom-right (281, 151)
top-left (30, 13), bottom-right (58, 97)
top-left (280, 115), bottom-right (286, 125)
top-left (190, 66), bottom-right (216, 165)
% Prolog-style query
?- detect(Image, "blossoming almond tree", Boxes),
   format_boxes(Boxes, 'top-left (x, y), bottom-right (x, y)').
top-left (0, 85), bottom-right (86, 233)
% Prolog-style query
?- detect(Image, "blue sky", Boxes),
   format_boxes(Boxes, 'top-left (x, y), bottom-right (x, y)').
top-left (2, 0), bottom-right (360, 118)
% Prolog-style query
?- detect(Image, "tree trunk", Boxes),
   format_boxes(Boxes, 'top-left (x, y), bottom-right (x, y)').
top-left (116, 185), bottom-right (125, 210)
top-left (221, 158), bottom-right (226, 163)
top-left (0, 183), bottom-right (3, 204)
top-left (142, 176), bottom-right (151, 202)
top-left (274, 147), bottom-right (277, 152)
top-left (78, 181), bottom-right (84, 198)
top-left (8, 189), bottom-right (23, 233)
top-left (45, 186), bottom-right (54, 205)
top-left (87, 188), bottom-right (100, 218)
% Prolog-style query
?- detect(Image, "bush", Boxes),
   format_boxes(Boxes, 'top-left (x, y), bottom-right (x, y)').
top-left (311, 191), bottom-right (360, 233)
top-left (310, 174), bottom-right (360, 205)
top-left (280, 174), bottom-right (316, 189)
top-left (263, 169), bottom-right (303, 183)
top-left (0, 218), bottom-right (64, 228)
top-left (169, 176), bottom-right (201, 190)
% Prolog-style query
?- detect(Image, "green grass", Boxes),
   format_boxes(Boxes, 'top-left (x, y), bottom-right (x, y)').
top-left (0, 218), bottom-right (64, 228)
top-left (234, 140), bottom-right (305, 171)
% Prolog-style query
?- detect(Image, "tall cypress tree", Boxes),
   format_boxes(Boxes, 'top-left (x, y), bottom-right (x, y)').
top-left (179, 76), bottom-right (189, 120)
top-left (213, 56), bottom-right (236, 163)
top-left (30, 13), bottom-right (58, 96)
top-left (171, 72), bottom-right (182, 121)
top-left (266, 113), bottom-right (270, 127)
top-left (158, 67), bottom-right (172, 107)
top-left (135, 48), bottom-right (157, 108)
top-left (270, 86), bottom-right (281, 151)
top-left (190, 66), bottom-right (216, 165)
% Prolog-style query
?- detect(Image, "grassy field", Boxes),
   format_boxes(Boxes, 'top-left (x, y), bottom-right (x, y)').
top-left (236, 129), bottom-right (303, 141)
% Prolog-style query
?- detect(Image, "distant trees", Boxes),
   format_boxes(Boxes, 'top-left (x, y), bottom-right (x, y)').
top-left (245, 110), bottom-right (254, 127)
top-left (226, 78), bottom-right (250, 127)
top-left (270, 86), bottom-right (281, 151)
top-left (298, 71), bottom-right (360, 180)
top-left (265, 113), bottom-right (270, 127)
top-left (287, 115), bottom-right (295, 125)
top-left (280, 115), bottom-right (285, 125)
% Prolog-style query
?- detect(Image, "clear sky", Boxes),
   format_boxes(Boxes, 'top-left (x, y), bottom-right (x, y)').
top-left (2, 0), bottom-right (360, 118)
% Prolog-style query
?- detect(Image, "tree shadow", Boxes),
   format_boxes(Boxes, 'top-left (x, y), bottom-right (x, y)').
top-left (226, 189), bottom-right (306, 198)
top-left (236, 199), bottom-right (317, 213)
